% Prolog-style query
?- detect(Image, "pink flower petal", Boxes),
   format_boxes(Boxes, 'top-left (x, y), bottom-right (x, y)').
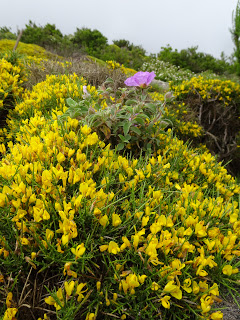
top-left (124, 71), bottom-right (156, 87)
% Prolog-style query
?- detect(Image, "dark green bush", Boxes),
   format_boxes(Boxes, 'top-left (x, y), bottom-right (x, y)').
top-left (157, 45), bottom-right (234, 75)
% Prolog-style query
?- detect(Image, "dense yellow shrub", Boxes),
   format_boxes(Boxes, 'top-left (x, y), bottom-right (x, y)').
top-left (0, 58), bottom-right (26, 109)
top-left (169, 77), bottom-right (240, 175)
top-left (0, 112), bottom-right (239, 319)
top-left (0, 73), bottom-right (88, 142)
top-left (0, 39), bottom-right (60, 60)
top-left (0, 72), bottom-right (240, 319)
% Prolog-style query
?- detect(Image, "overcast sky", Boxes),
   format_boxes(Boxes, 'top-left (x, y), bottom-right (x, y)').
top-left (0, 0), bottom-right (238, 59)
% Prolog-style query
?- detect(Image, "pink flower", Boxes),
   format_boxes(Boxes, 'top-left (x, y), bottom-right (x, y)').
top-left (83, 86), bottom-right (88, 94)
top-left (82, 85), bottom-right (90, 98)
top-left (124, 71), bottom-right (156, 88)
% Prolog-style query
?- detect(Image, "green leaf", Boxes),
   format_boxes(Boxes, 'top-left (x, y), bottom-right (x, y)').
top-left (123, 105), bottom-right (134, 113)
top-left (125, 134), bottom-right (131, 140)
top-left (125, 99), bottom-right (137, 105)
top-left (117, 143), bottom-right (125, 151)
top-left (130, 126), bottom-right (141, 135)
top-left (135, 117), bottom-right (145, 125)
top-left (123, 122), bottom-right (131, 135)
top-left (118, 134), bottom-right (126, 142)
top-left (145, 103), bottom-right (157, 113)
top-left (147, 143), bottom-right (152, 151)
top-left (118, 134), bottom-right (130, 143)
top-left (105, 77), bottom-right (114, 83)
top-left (66, 98), bottom-right (78, 108)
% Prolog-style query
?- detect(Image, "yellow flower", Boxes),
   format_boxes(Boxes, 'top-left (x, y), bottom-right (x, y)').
top-left (209, 283), bottom-right (219, 296)
top-left (222, 265), bottom-right (238, 276)
top-left (210, 311), bottom-right (223, 319)
top-left (120, 273), bottom-right (140, 295)
top-left (108, 241), bottom-right (120, 254)
top-left (138, 274), bottom-right (147, 284)
top-left (20, 237), bottom-right (30, 246)
top-left (99, 214), bottom-right (109, 227)
top-left (64, 280), bottom-right (75, 297)
top-left (112, 213), bottom-right (122, 227)
top-left (54, 288), bottom-right (64, 310)
top-left (62, 234), bottom-right (70, 246)
top-left (151, 282), bottom-right (160, 291)
top-left (195, 221), bottom-right (207, 237)
top-left (46, 229), bottom-right (54, 241)
top-left (3, 308), bottom-right (18, 320)
top-left (71, 243), bottom-right (86, 259)
top-left (76, 282), bottom-right (87, 302)
top-left (99, 244), bottom-right (109, 252)
top-left (120, 236), bottom-right (131, 251)
top-left (182, 278), bottom-right (192, 293)
top-left (200, 295), bottom-right (213, 313)
top-left (141, 215), bottom-right (149, 227)
top-left (96, 281), bottom-right (101, 291)
top-left (160, 295), bottom-right (171, 309)
top-left (45, 295), bottom-right (56, 306)
top-left (57, 152), bottom-right (65, 163)
top-left (85, 313), bottom-right (96, 320)
top-left (6, 292), bottom-right (13, 308)
top-left (163, 281), bottom-right (182, 300)
top-left (81, 125), bottom-right (92, 135)
top-left (63, 262), bottom-right (78, 278)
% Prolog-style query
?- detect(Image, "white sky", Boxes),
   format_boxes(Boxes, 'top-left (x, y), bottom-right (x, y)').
top-left (0, 0), bottom-right (238, 59)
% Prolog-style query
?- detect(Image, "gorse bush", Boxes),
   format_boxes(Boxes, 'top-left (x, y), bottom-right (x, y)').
top-left (0, 59), bottom-right (135, 145)
top-left (0, 39), bottom-right (60, 60)
top-left (0, 52), bottom-right (27, 129)
top-left (0, 55), bottom-right (240, 320)
top-left (169, 77), bottom-right (240, 176)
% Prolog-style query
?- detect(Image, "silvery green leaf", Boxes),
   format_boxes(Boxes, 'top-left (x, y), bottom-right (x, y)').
top-left (123, 122), bottom-right (131, 136)
top-left (135, 117), bottom-right (145, 125)
top-left (66, 98), bottom-right (78, 108)
top-left (130, 126), bottom-right (141, 135)
top-left (125, 99), bottom-right (137, 105)
top-left (117, 143), bottom-right (125, 151)
top-left (105, 77), bottom-right (114, 83)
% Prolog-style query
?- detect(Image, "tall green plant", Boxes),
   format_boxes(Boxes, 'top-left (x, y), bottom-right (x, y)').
top-left (230, 0), bottom-right (240, 75)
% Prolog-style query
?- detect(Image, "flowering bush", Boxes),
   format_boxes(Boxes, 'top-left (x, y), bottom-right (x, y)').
top-left (58, 73), bottom-right (169, 154)
top-left (0, 39), bottom-right (60, 60)
top-left (0, 57), bottom-right (240, 320)
top-left (0, 54), bottom-right (27, 134)
top-left (141, 58), bottom-right (232, 86)
top-left (142, 58), bottom-right (195, 85)
top-left (169, 77), bottom-right (240, 175)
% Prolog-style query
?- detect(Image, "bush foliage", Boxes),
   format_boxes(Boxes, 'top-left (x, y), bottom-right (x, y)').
top-left (157, 45), bottom-right (234, 75)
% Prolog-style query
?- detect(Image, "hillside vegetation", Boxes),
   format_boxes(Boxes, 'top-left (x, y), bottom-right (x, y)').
top-left (0, 36), bottom-right (240, 320)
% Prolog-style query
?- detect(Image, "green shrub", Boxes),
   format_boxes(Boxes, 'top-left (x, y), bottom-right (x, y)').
top-left (0, 27), bottom-right (17, 40)
top-left (157, 45), bottom-right (234, 75)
